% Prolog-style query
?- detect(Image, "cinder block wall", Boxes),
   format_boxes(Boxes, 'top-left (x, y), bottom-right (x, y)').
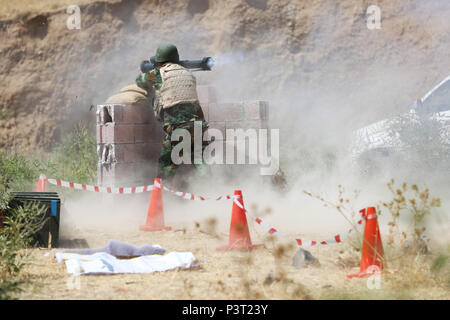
top-left (96, 86), bottom-right (270, 187)
top-left (199, 86), bottom-right (270, 173)
top-left (96, 104), bottom-right (163, 187)
top-left (199, 86), bottom-right (269, 136)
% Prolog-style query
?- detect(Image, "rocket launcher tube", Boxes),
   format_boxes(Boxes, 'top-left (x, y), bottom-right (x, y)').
top-left (140, 56), bottom-right (214, 73)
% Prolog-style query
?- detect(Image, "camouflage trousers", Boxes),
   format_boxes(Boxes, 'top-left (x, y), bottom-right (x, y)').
top-left (158, 105), bottom-right (209, 179)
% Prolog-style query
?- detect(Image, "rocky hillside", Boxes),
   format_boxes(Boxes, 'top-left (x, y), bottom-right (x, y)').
top-left (0, 0), bottom-right (449, 152)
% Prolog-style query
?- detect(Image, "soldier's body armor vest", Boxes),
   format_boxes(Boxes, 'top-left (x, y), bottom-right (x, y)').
top-left (157, 63), bottom-right (199, 109)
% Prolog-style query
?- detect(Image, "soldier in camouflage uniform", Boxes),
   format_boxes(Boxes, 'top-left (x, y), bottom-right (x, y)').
top-left (136, 43), bottom-right (209, 182)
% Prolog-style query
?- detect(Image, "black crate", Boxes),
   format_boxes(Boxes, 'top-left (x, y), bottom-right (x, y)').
top-left (5, 192), bottom-right (61, 248)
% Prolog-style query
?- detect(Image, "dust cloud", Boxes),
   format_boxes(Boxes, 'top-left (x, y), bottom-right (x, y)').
top-left (54, 0), bottom-right (449, 244)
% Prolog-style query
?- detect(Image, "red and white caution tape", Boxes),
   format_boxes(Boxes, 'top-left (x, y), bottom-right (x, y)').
top-left (47, 178), bottom-right (154, 194)
top-left (233, 197), bottom-right (365, 248)
top-left (44, 174), bottom-right (368, 247)
top-left (162, 186), bottom-right (232, 201)
top-left (45, 176), bottom-right (232, 199)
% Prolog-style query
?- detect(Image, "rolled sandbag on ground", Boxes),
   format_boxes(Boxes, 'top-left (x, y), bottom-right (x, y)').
top-left (59, 239), bottom-right (165, 258)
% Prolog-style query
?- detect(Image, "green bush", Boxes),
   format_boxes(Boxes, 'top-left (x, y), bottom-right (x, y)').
top-left (0, 123), bottom-right (97, 299)
top-left (0, 151), bottom-right (38, 191)
top-left (0, 279), bottom-right (21, 300)
top-left (0, 201), bottom-right (47, 300)
top-left (0, 150), bottom-right (43, 299)
top-left (0, 108), bottom-right (11, 121)
top-left (42, 123), bottom-right (97, 184)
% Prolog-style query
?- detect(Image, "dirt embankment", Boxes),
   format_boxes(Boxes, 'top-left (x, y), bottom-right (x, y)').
top-left (0, 0), bottom-right (449, 152)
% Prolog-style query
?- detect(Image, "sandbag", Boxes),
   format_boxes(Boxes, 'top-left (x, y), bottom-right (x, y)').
top-left (105, 84), bottom-right (150, 106)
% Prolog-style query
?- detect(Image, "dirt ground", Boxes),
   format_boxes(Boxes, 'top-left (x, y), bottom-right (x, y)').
top-left (18, 221), bottom-right (450, 300)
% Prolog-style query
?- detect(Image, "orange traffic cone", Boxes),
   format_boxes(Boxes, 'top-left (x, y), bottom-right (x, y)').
top-left (217, 190), bottom-right (263, 251)
top-left (347, 207), bottom-right (385, 278)
top-left (36, 174), bottom-right (47, 192)
top-left (139, 178), bottom-right (171, 231)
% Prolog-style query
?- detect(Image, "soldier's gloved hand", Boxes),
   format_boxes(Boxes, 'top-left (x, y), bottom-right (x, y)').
top-left (140, 60), bottom-right (154, 73)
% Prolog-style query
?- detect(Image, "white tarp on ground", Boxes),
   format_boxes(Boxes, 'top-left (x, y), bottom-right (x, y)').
top-left (55, 251), bottom-right (198, 275)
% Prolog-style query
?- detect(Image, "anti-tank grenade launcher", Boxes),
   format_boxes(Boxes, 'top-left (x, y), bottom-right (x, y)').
top-left (140, 56), bottom-right (215, 73)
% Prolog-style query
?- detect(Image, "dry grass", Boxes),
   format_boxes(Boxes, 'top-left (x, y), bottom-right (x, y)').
top-left (299, 180), bottom-right (450, 300)
top-left (0, 0), bottom-right (116, 20)
top-left (15, 221), bottom-right (450, 300)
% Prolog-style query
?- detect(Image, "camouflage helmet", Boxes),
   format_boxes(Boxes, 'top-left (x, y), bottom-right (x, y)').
top-left (155, 43), bottom-right (180, 63)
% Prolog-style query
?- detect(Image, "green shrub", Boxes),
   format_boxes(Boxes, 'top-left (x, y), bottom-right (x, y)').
top-left (0, 202), bottom-right (47, 300)
top-left (0, 151), bottom-right (38, 191)
top-left (0, 123), bottom-right (96, 299)
top-left (42, 123), bottom-right (97, 184)
top-left (0, 279), bottom-right (21, 300)
top-left (0, 108), bottom-right (11, 121)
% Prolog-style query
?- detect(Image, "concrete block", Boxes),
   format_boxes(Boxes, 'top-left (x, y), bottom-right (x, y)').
top-left (96, 125), bottom-right (102, 144)
top-left (107, 104), bottom-right (124, 123)
top-left (100, 124), bottom-right (135, 144)
top-left (97, 104), bottom-right (155, 124)
top-left (243, 101), bottom-right (268, 120)
top-left (101, 162), bottom-right (136, 179)
top-left (97, 104), bottom-right (122, 124)
top-left (134, 124), bottom-right (152, 143)
top-left (114, 143), bottom-right (161, 163)
top-left (98, 158), bottom-right (159, 187)
top-left (143, 143), bottom-right (162, 162)
top-left (99, 123), bottom-right (164, 145)
top-left (122, 105), bottom-right (152, 124)
top-left (209, 102), bottom-right (243, 122)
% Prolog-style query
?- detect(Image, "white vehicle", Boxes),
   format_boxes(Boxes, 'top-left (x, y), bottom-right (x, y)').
top-left (351, 75), bottom-right (450, 175)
